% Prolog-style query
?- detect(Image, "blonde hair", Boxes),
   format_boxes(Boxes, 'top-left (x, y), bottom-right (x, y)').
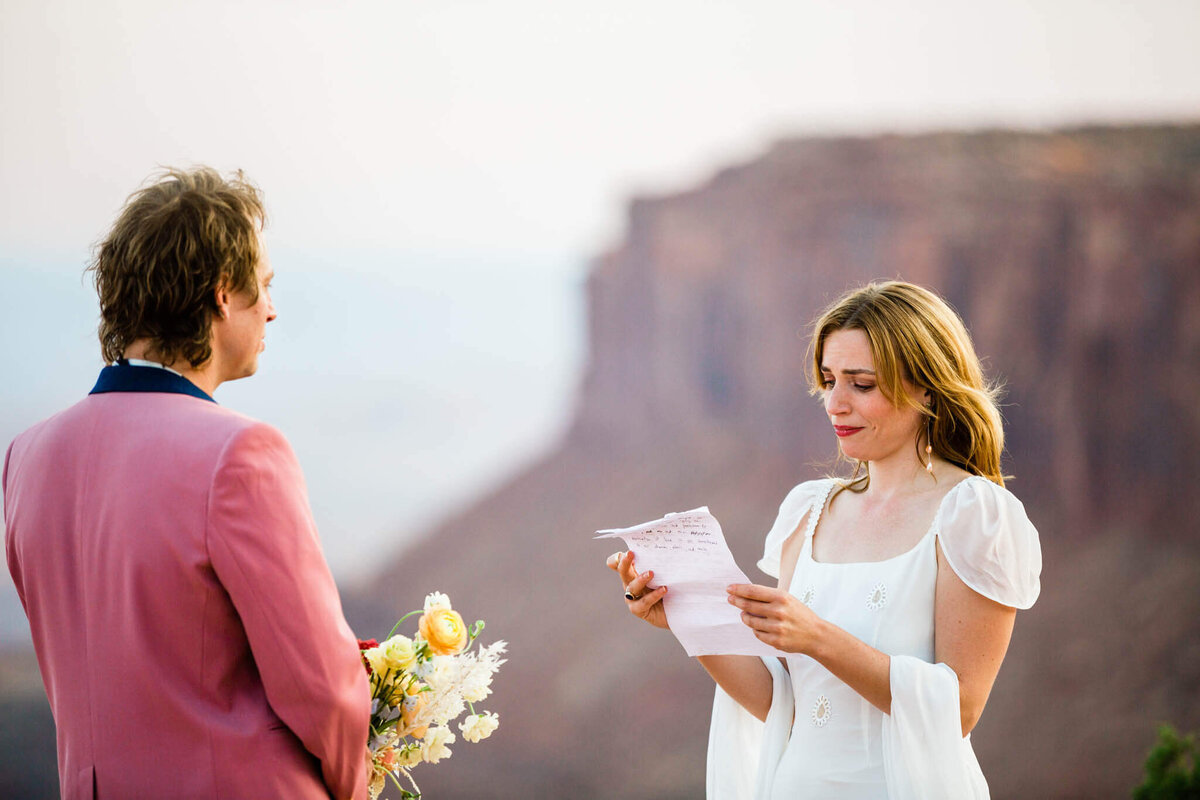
top-left (89, 166), bottom-right (266, 368)
top-left (809, 281), bottom-right (1007, 489)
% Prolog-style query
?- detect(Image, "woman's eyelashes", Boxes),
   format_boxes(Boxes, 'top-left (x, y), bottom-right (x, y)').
top-left (820, 375), bottom-right (876, 392)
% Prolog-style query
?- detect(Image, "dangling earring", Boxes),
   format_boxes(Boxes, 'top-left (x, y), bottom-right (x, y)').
top-left (924, 414), bottom-right (934, 473)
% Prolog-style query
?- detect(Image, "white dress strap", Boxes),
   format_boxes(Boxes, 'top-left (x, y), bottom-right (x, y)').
top-left (803, 480), bottom-right (836, 539)
top-left (757, 479), bottom-right (836, 579)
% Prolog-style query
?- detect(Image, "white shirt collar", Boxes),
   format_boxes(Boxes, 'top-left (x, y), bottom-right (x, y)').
top-left (123, 358), bottom-right (184, 377)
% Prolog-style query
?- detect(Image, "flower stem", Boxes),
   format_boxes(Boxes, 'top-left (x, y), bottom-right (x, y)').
top-left (386, 610), bottom-right (423, 640)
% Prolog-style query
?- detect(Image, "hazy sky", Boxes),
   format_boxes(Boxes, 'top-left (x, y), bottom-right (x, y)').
top-left (3, 0), bottom-right (1199, 263)
top-left (2, 0), bottom-right (1199, 638)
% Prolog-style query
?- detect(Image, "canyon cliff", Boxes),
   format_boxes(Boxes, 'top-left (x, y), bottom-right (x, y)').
top-left (352, 125), bottom-right (1200, 799)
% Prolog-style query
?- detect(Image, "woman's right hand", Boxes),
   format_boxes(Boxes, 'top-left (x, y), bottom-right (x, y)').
top-left (606, 550), bottom-right (669, 629)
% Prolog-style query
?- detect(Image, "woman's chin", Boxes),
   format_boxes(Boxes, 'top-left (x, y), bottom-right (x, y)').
top-left (838, 443), bottom-right (866, 461)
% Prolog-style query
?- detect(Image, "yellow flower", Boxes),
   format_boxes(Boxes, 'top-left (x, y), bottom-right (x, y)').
top-left (363, 646), bottom-right (389, 677)
top-left (419, 608), bottom-right (468, 655)
top-left (380, 635), bottom-right (417, 672)
top-left (364, 635), bottom-right (416, 683)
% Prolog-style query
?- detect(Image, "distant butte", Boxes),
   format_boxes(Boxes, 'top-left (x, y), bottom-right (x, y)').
top-left (349, 124), bottom-right (1200, 799)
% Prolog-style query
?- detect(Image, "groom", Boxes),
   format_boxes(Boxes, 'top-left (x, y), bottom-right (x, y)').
top-left (3, 168), bottom-right (369, 799)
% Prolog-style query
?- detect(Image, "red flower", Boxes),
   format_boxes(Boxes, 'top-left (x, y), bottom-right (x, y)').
top-left (357, 638), bottom-right (378, 674)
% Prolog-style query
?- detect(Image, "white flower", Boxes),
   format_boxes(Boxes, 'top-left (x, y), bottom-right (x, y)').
top-left (431, 687), bottom-right (466, 726)
top-left (459, 641), bottom-right (508, 702)
top-left (459, 712), bottom-right (499, 743)
top-left (417, 654), bottom-right (458, 689)
top-left (461, 675), bottom-right (492, 703)
top-left (424, 591), bottom-right (452, 612)
top-left (479, 640), bottom-right (509, 665)
top-left (369, 729), bottom-right (397, 752)
top-left (421, 726), bottom-right (455, 763)
top-left (396, 742), bottom-right (422, 768)
top-left (368, 771), bottom-right (386, 800)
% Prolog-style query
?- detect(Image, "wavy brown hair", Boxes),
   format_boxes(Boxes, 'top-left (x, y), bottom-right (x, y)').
top-left (88, 166), bottom-right (265, 368)
top-left (809, 281), bottom-right (1007, 489)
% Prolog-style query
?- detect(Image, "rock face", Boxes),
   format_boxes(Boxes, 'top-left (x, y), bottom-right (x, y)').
top-left (581, 126), bottom-right (1200, 535)
top-left (355, 125), bottom-right (1200, 799)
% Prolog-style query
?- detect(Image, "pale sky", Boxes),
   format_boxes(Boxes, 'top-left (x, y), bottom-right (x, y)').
top-left (2, 0), bottom-right (1199, 632)
top-left (3, 0), bottom-right (1199, 263)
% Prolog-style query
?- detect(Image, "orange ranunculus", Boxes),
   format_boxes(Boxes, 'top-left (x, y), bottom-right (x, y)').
top-left (419, 608), bottom-right (468, 655)
top-left (398, 691), bottom-right (430, 739)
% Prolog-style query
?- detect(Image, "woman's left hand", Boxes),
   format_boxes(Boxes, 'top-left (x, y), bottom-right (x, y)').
top-left (727, 583), bottom-right (825, 655)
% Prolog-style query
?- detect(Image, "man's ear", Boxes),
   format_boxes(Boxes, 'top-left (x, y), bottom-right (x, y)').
top-left (213, 281), bottom-right (232, 320)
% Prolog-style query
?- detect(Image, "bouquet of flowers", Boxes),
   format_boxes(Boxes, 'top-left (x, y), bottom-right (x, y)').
top-left (358, 592), bottom-right (506, 799)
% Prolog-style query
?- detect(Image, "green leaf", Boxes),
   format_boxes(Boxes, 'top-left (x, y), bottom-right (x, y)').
top-left (1134, 724), bottom-right (1200, 799)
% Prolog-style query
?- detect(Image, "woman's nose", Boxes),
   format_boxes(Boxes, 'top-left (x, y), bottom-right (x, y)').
top-left (825, 384), bottom-right (849, 415)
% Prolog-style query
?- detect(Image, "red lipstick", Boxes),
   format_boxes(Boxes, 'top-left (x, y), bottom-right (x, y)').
top-left (833, 426), bottom-right (863, 438)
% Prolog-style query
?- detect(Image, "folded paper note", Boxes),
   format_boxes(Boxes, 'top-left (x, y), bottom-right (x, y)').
top-left (596, 507), bottom-right (787, 658)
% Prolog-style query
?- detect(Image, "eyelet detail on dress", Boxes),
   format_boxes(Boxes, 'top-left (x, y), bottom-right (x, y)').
top-left (811, 695), bottom-right (831, 727)
top-left (866, 582), bottom-right (888, 610)
top-left (799, 586), bottom-right (816, 606)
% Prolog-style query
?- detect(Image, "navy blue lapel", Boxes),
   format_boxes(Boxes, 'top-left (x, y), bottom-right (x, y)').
top-left (89, 360), bottom-right (216, 403)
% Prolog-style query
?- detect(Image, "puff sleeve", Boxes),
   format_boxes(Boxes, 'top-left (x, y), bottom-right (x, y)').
top-left (756, 479), bottom-right (834, 579)
top-left (935, 476), bottom-right (1042, 609)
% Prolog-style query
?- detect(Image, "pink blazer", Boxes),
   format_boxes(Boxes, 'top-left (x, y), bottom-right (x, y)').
top-left (4, 374), bottom-right (370, 799)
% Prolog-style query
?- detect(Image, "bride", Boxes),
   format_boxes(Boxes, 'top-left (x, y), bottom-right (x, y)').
top-left (608, 281), bottom-right (1041, 799)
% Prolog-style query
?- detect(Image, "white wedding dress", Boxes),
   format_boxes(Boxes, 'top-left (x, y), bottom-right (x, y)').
top-left (707, 476), bottom-right (1042, 800)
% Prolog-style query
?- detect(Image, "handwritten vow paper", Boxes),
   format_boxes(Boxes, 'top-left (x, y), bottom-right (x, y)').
top-left (596, 508), bottom-right (786, 658)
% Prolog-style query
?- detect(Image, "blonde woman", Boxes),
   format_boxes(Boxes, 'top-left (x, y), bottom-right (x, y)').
top-left (609, 281), bottom-right (1041, 798)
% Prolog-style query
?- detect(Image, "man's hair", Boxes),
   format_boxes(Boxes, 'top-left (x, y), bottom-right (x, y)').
top-left (88, 166), bottom-right (266, 368)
